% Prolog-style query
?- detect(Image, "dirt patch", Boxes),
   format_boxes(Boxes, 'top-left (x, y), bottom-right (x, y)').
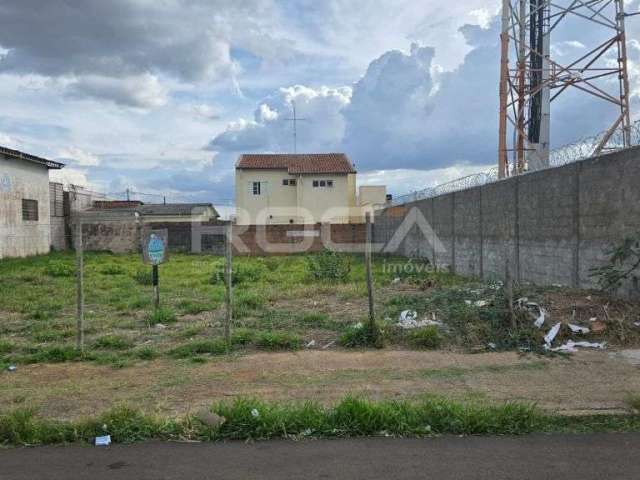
top-left (2, 350), bottom-right (639, 420)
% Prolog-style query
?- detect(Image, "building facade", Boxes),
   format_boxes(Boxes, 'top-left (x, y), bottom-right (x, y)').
top-left (235, 153), bottom-right (365, 225)
top-left (0, 146), bottom-right (64, 259)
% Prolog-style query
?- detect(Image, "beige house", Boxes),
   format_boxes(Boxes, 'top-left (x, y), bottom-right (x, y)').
top-left (235, 153), bottom-right (382, 225)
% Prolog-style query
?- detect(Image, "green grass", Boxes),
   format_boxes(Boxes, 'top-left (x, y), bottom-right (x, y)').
top-left (2, 396), bottom-right (639, 446)
top-left (146, 307), bottom-right (177, 326)
top-left (92, 334), bottom-right (134, 350)
top-left (407, 326), bottom-right (442, 349)
top-left (340, 322), bottom-right (384, 348)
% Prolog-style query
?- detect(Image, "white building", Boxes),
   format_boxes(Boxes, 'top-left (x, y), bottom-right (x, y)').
top-left (0, 146), bottom-right (64, 258)
top-left (235, 153), bottom-right (386, 225)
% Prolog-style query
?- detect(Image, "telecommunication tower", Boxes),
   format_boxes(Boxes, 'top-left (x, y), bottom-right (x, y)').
top-left (498, 0), bottom-right (633, 178)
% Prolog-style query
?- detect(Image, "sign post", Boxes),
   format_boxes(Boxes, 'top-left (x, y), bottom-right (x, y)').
top-left (143, 229), bottom-right (168, 309)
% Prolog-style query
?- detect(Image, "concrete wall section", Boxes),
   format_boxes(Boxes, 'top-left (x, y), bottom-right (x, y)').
top-left (0, 155), bottom-right (51, 259)
top-left (373, 146), bottom-right (640, 298)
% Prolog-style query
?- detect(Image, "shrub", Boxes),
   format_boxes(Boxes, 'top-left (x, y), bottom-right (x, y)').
top-left (590, 234), bottom-right (640, 293)
top-left (100, 265), bottom-right (126, 275)
top-left (230, 328), bottom-right (256, 346)
top-left (134, 347), bottom-right (157, 360)
top-left (210, 262), bottom-right (265, 286)
top-left (340, 322), bottom-right (384, 349)
top-left (306, 250), bottom-right (351, 282)
top-left (146, 307), bottom-right (177, 326)
top-left (133, 268), bottom-right (153, 286)
top-left (93, 335), bottom-right (133, 351)
top-left (28, 346), bottom-right (84, 363)
top-left (44, 261), bottom-right (74, 277)
top-left (168, 339), bottom-right (228, 358)
top-left (407, 326), bottom-right (442, 349)
top-left (254, 331), bottom-right (301, 351)
top-left (0, 340), bottom-right (13, 355)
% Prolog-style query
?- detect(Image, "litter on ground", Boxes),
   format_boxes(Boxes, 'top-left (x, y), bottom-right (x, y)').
top-left (544, 322), bottom-right (562, 345)
top-left (547, 340), bottom-right (607, 353)
top-left (397, 310), bottom-right (443, 329)
top-left (568, 323), bottom-right (590, 334)
top-left (94, 435), bottom-right (111, 446)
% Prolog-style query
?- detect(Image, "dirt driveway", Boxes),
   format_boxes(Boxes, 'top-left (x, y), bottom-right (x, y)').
top-left (2, 350), bottom-right (639, 420)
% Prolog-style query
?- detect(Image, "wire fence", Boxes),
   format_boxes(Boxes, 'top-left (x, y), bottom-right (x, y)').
top-left (390, 121), bottom-right (640, 206)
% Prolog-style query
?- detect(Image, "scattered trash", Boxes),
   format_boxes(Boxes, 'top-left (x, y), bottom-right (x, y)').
top-left (392, 277), bottom-right (401, 284)
top-left (7, 365), bottom-right (17, 372)
top-left (155, 323), bottom-right (167, 329)
top-left (353, 322), bottom-right (364, 330)
top-left (568, 323), bottom-right (590, 334)
top-left (634, 321), bottom-right (640, 328)
top-left (322, 340), bottom-right (336, 349)
top-left (94, 435), bottom-right (111, 446)
top-left (397, 310), bottom-right (443, 329)
top-left (464, 300), bottom-right (489, 307)
top-left (533, 306), bottom-right (546, 329)
top-left (544, 322), bottom-right (562, 346)
top-left (305, 340), bottom-right (316, 348)
top-left (589, 317), bottom-right (598, 322)
top-left (586, 295), bottom-right (592, 301)
top-left (196, 409), bottom-right (226, 429)
top-left (487, 342), bottom-right (497, 350)
top-left (548, 340), bottom-right (606, 353)
top-left (399, 310), bottom-right (418, 322)
top-left (251, 409), bottom-right (260, 418)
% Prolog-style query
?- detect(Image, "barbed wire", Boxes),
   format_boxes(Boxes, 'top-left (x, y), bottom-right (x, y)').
top-left (390, 120), bottom-right (640, 207)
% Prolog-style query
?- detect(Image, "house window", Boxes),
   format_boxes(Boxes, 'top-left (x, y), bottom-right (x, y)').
top-left (252, 182), bottom-right (261, 195)
top-left (327, 180), bottom-right (334, 188)
top-left (22, 199), bottom-right (38, 221)
top-left (289, 179), bottom-right (297, 186)
top-left (319, 180), bottom-right (326, 187)
top-left (283, 179), bottom-right (289, 186)
top-left (312, 180), bottom-right (319, 187)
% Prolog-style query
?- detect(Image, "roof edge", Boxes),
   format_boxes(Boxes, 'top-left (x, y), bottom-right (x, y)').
top-left (0, 145), bottom-right (65, 169)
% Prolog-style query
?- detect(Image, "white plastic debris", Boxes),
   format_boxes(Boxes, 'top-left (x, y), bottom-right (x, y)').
top-left (353, 322), bottom-right (364, 330)
top-left (251, 408), bottom-right (260, 418)
top-left (544, 322), bottom-right (562, 346)
top-left (399, 310), bottom-right (418, 322)
top-left (94, 435), bottom-right (111, 446)
top-left (305, 340), bottom-right (316, 348)
top-left (397, 310), bottom-right (443, 329)
top-left (475, 300), bottom-right (489, 307)
top-left (548, 340), bottom-right (606, 353)
top-left (392, 277), bottom-right (401, 284)
top-left (568, 324), bottom-right (590, 334)
top-left (533, 306), bottom-right (546, 329)
top-left (155, 323), bottom-right (167, 329)
top-left (634, 321), bottom-right (640, 328)
top-left (322, 340), bottom-right (336, 349)
top-left (7, 365), bottom-right (17, 372)
top-left (487, 343), bottom-right (497, 350)
top-left (589, 317), bottom-right (598, 322)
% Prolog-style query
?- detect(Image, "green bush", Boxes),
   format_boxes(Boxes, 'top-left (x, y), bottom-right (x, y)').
top-left (0, 340), bottom-right (13, 355)
top-left (230, 328), bottom-right (256, 346)
top-left (44, 261), bottom-right (74, 277)
top-left (168, 339), bottom-right (228, 358)
top-left (92, 335), bottom-right (133, 351)
top-left (407, 326), bottom-right (442, 349)
top-left (134, 347), bottom-right (158, 360)
top-left (100, 265), bottom-right (126, 275)
top-left (133, 268), bottom-right (153, 285)
top-left (340, 322), bottom-right (384, 349)
top-left (254, 331), bottom-right (301, 351)
top-left (306, 250), bottom-right (351, 282)
top-left (146, 307), bottom-right (177, 326)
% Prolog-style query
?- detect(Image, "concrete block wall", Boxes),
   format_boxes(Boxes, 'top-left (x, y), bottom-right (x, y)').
top-left (374, 146), bottom-right (640, 298)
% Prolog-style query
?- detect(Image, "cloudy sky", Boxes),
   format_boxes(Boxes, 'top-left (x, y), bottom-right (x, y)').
top-left (1, 0), bottom-right (639, 207)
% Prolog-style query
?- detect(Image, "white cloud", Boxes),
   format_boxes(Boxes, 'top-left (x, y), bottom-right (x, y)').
top-left (66, 74), bottom-right (168, 109)
top-left (56, 146), bottom-right (100, 166)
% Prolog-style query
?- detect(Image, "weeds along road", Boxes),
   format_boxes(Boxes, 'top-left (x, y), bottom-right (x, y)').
top-left (2, 434), bottom-right (639, 480)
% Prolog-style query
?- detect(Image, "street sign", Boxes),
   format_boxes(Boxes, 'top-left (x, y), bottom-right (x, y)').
top-left (143, 229), bottom-right (168, 265)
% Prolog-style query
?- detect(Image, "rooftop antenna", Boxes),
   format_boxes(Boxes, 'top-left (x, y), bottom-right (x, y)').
top-left (498, 0), bottom-right (633, 178)
top-left (285, 100), bottom-right (308, 154)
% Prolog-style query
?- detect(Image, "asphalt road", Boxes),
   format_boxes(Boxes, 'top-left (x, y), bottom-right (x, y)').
top-left (1, 434), bottom-right (639, 480)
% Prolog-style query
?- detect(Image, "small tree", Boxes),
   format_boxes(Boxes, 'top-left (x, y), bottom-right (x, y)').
top-left (590, 235), bottom-right (640, 293)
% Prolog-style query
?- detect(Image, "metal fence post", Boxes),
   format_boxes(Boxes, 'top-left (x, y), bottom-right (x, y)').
top-left (75, 219), bottom-right (84, 351)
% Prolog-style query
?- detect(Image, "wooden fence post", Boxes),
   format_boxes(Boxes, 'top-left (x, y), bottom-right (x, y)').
top-left (75, 219), bottom-right (84, 351)
top-left (224, 222), bottom-right (233, 345)
top-left (365, 212), bottom-right (375, 327)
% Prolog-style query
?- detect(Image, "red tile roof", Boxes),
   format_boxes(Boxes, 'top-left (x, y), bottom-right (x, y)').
top-left (236, 153), bottom-right (356, 174)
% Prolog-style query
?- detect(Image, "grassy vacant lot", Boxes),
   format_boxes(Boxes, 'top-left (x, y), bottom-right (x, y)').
top-left (2, 251), bottom-right (640, 445)
top-left (1, 250), bottom-right (639, 368)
